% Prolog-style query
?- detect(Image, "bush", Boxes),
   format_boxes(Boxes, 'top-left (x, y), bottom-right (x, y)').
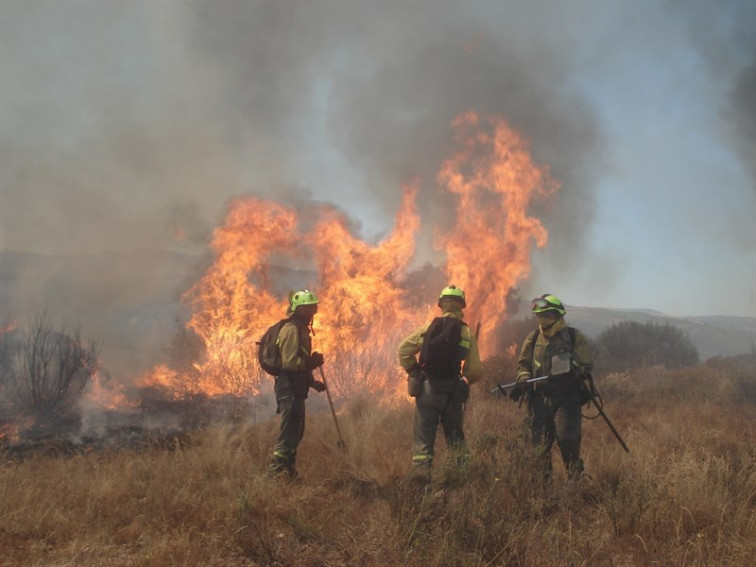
top-left (9, 312), bottom-right (99, 418)
top-left (595, 321), bottom-right (699, 372)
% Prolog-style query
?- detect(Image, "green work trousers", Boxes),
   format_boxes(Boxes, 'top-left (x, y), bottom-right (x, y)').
top-left (271, 395), bottom-right (306, 473)
top-left (412, 378), bottom-right (468, 470)
top-left (529, 389), bottom-right (583, 479)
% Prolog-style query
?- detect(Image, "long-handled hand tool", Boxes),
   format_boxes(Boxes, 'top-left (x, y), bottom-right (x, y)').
top-left (318, 366), bottom-right (347, 452)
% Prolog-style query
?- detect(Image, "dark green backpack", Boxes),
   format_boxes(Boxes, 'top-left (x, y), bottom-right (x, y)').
top-left (256, 318), bottom-right (291, 376)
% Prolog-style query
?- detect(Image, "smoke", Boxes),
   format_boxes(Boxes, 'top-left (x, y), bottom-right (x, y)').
top-left (726, 61), bottom-right (756, 191)
top-left (180, 2), bottom-right (602, 258)
top-left (1, 0), bottom-right (754, 377)
top-left (670, 1), bottom-right (756, 192)
top-left (0, 1), bottom-right (601, 253)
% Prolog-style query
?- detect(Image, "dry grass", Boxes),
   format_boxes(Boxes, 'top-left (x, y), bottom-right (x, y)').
top-left (1, 357), bottom-right (755, 566)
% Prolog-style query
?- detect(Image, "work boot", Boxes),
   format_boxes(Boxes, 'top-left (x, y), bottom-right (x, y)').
top-left (566, 458), bottom-right (584, 482)
top-left (408, 462), bottom-right (432, 493)
top-left (268, 456), bottom-right (296, 481)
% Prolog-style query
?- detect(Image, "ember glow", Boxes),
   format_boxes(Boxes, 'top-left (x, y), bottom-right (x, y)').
top-left (0, 422), bottom-right (20, 444)
top-left (0, 416), bottom-right (34, 445)
top-left (0, 322), bottom-right (18, 334)
top-left (83, 372), bottom-right (136, 410)
top-left (137, 112), bottom-right (556, 400)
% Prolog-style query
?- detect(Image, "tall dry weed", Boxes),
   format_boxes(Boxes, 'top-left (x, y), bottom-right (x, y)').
top-left (1, 356), bottom-right (755, 566)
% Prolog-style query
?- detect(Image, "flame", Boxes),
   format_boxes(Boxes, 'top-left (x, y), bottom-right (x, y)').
top-left (309, 185), bottom-right (421, 352)
top-left (438, 112), bottom-right (557, 354)
top-left (84, 372), bottom-right (137, 410)
top-left (506, 342), bottom-right (519, 358)
top-left (0, 321), bottom-right (18, 334)
top-left (0, 422), bottom-right (20, 444)
top-left (306, 184), bottom-right (422, 395)
top-left (182, 200), bottom-right (299, 397)
top-left (136, 111), bottom-right (556, 401)
top-left (0, 416), bottom-right (34, 445)
top-left (136, 364), bottom-right (192, 398)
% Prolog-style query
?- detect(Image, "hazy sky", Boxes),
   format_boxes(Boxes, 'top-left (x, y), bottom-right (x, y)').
top-left (1, 0), bottom-right (754, 318)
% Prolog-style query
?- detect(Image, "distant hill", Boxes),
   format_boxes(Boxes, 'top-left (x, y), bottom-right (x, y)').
top-left (2, 250), bottom-right (754, 378)
top-left (565, 306), bottom-right (755, 360)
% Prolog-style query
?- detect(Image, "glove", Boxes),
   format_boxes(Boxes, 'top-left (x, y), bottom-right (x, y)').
top-left (508, 381), bottom-right (529, 402)
top-left (405, 363), bottom-right (421, 376)
top-left (311, 380), bottom-right (326, 393)
top-left (407, 367), bottom-right (426, 398)
top-left (307, 351), bottom-right (325, 370)
top-left (457, 377), bottom-right (470, 403)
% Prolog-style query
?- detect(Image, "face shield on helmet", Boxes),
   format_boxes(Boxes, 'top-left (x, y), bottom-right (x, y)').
top-left (531, 293), bottom-right (566, 316)
top-left (438, 285), bottom-right (466, 308)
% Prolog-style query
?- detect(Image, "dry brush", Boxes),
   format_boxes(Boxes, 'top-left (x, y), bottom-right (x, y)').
top-left (1, 357), bottom-right (755, 566)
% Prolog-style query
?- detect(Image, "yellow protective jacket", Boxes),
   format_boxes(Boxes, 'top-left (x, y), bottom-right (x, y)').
top-left (276, 318), bottom-right (314, 398)
top-left (278, 319), bottom-right (312, 372)
top-left (516, 317), bottom-right (592, 393)
top-left (398, 311), bottom-right (484, 384)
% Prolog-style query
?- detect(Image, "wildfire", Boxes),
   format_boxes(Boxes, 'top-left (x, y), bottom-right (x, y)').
top-left (438, 112), bottom-right (557, 354)
top-left (0, 416), bottom-right (34, 445)
top-left (0, 321), bottom-right (18, 334)
top-left (0, 422), bottom-right (20, 444)
top-left (137, 111), bottom-right (556, 401)
top-left (84, 371), bottom-right (138, 410)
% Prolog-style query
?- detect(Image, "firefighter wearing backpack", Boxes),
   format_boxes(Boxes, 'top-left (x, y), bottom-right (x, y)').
top-left (268, 289), bottom-right (327, 479)
top-left (514, 294), bottom-right (593, 482)
top-left (397, 285), bottom-right (483, 477)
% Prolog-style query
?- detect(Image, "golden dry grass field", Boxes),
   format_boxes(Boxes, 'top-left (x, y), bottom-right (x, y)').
top-left (1, 356), bottom-right (754, 566)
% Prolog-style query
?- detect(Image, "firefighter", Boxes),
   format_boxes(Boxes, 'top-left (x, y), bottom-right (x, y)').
top-left (398, 285), bottom-right (483, 479)
top-left (514, 294), bottom-right (593, 481)
top-left (268, 289), bottom-right (326, 479)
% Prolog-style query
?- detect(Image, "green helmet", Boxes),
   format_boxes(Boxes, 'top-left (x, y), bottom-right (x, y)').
top-left (531, 293), bottom-right (566, 316)
top-left (438, 285), bottom-right (466, 308)
top-left (290, 289), bottom-right (318, 311)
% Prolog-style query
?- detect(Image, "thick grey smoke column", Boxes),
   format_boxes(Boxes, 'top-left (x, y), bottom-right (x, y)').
top-left (1, 1), bottom-right (600, 256)
top-left (1, 1), bottom-right (754, 379)
top-left (726, 61), bottom-right (756, 190)
top-left (0, 1), bottom-right (602, 376)
top-left (183, 1), bottom-right (600, 261)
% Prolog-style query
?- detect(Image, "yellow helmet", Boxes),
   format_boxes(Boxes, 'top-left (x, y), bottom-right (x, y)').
top-left (438, 285), bottom-right (466, 308)
top-left (531, 294), bottom-right (566, 316)
top-left (290, 289), bottom-right (318, 311)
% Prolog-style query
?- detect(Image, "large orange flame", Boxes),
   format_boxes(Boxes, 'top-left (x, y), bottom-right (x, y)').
top-left (438, 112), bottom-right (557, 354)
top-left (135, 111), bottom-right (556, 402)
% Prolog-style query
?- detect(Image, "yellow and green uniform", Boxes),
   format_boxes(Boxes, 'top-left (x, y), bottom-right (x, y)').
top-left (270, 316), bottom-right (316, 476)
top-left (398, 309), bottom-right (483, 472)
top-left (516, 316), bottom-right (592, 480)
